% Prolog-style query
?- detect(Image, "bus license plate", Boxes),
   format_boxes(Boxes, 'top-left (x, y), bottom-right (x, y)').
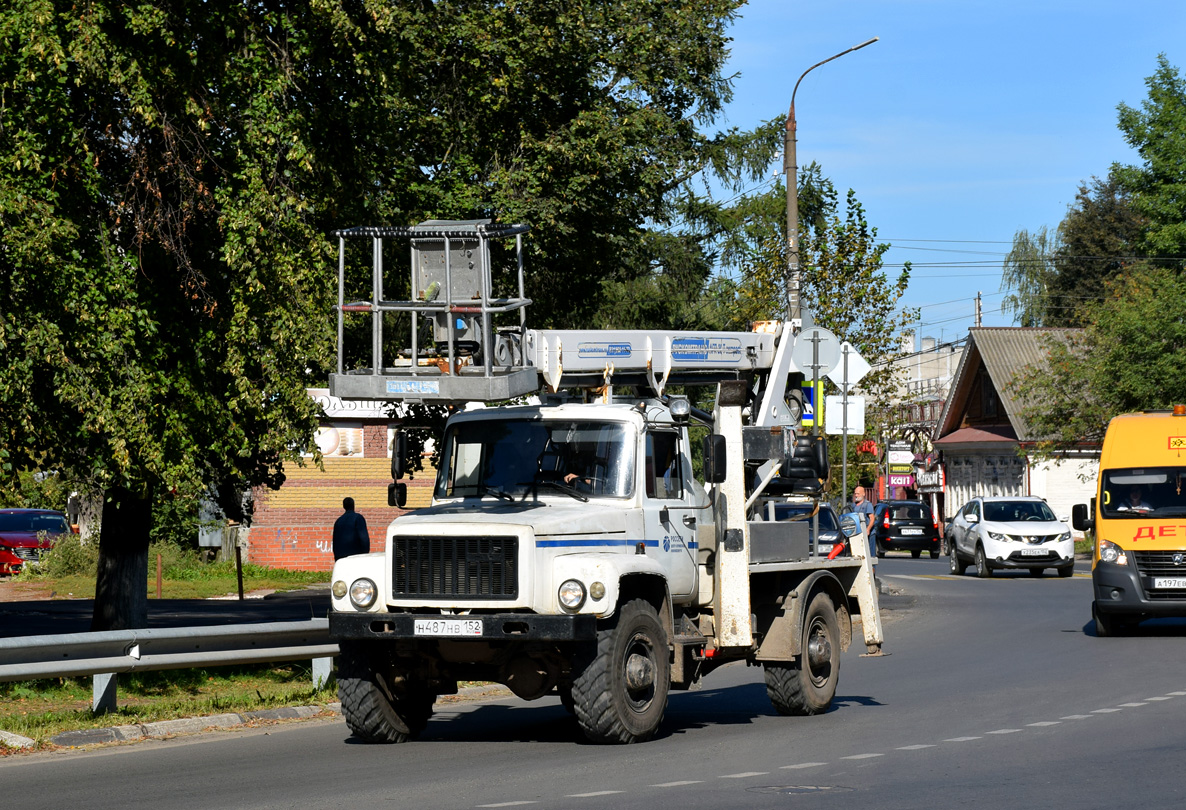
top-left (1153, 578), bottom-right (1186, 589)
top-left (414, 618), bottom-right (483, 637)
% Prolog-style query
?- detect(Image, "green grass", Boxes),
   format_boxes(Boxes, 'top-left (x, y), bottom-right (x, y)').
top-left (0, 664), bottom-right (338, 751)
top-left (36, 567), bottom-right (328, 600)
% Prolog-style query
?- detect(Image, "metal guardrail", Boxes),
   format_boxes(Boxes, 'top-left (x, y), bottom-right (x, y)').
top-left (0, 620), bottom-right (338, 713)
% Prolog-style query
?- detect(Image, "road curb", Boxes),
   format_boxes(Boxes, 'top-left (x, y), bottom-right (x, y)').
top-left (47, 704), bottom-right (343, 748)
top-left (39, 686), bottom-right (511, 749)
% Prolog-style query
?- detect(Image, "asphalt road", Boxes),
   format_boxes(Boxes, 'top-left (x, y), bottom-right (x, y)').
top-left (6, 555), bottom-right (1186, 810)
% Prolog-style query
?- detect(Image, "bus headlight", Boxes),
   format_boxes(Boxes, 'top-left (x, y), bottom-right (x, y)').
top-left (1099, 540), bottom-right (1128, 566)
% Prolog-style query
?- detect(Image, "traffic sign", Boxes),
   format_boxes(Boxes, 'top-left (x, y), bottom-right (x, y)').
top-left (825, 395), bottom-right (866, 435)
top-left (826, 341), bottom-right (871, 389)
top-left (791, 327), bottom-right (841, 378)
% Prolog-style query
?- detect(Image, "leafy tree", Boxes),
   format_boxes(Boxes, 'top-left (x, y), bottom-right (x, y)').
top-left (1010, 263), bottom-right (1186, 454)
top-left (0, 0), bottom-right (746, 628)
top-left (999, 226), bottom-right (1060, 327)
top-left (1114, 54), bottom-right (1186, 265)
top-left (1047, 173), bottom-right (1145, 326)
top-left (709, 165), bottom-right (916, 503)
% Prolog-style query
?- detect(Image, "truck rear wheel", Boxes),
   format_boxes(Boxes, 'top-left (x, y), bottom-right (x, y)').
top-left (764, 592), bottom-right (840, 716)
top-left (571, 598), bottom-right (670, 744)
top-left (337, 642), bottom-right (435, 743)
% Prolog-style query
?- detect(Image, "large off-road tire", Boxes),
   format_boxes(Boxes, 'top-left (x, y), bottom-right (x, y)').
top-left (570, 598), bottom-right (670, 744)
top-left (337, 642), bottom-right (435, 743)
top-left (763, 592), bottom-right (840, 716)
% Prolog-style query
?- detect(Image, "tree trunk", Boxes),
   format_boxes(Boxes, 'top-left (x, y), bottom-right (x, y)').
top-left (91, 487), bottom-right (152, 631)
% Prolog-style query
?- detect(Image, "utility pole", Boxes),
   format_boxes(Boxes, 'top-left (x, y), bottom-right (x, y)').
top-left (784, 37), bottom-right (879, 324)
top-left (975, 291), bottom-right (982, 327)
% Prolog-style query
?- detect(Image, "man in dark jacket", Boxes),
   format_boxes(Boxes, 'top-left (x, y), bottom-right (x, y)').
top-left (332, 497), bottom-right (371, 561)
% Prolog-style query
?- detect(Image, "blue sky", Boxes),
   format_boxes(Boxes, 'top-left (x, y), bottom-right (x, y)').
top-left (714, 1), bottom-right (1186, 341)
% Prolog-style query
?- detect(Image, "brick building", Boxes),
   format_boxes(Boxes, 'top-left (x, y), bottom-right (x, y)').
top-left (243, 389), bottom-right (436, 571)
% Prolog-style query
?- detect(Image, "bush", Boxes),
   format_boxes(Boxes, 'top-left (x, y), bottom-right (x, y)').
top-left (19, 530), bottom-right (99, 579)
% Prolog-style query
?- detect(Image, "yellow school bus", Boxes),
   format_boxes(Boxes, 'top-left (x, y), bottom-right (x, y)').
top-left (1073, 405), bottom-right (1186, 636)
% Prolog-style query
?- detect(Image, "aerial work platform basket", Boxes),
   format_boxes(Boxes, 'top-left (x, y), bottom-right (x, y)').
top-left (330, 220), bottom-right (800, 414)
top-left (330, 220), bottom-right (539, 402)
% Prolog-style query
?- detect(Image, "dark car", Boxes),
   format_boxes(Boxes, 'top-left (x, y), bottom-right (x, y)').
top-left (871, 499), bottom-right (941, 559)
top-left (0, 509), bottom-right (73, 574)
top-left (773, 501), bottom-right (848, 557)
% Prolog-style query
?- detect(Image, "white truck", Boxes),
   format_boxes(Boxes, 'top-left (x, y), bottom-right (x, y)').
top-left (326, 221), bottom-right (883, 744)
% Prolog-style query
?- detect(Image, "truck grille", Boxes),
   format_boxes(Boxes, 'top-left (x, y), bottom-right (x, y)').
top-left (392, 535), bottom-right (518, 600)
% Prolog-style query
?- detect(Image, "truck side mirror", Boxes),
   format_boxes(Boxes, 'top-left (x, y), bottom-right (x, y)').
top-left (391, 431), bottom-right (408, 480)
top-left (702, 434), bottom-right (727, 483)
top-left (388, 482), bottom-right (407, 508)
top-left (1072, 502), bottom-right (1093, 532)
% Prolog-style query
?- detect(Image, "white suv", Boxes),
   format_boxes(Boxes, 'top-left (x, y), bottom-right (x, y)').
top-left (947, 496), bottom-right (1075, 578)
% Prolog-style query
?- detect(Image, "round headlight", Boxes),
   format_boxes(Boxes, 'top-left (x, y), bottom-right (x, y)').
top-left (332, 580), bottom-right (348, 599)
top-left (1099, 540), bottom-right (1126, 565)
top-left (558, 579), bottom-right (586, 610)
top-left (589, 581), bottom-right (606, 601)
top-left (349, 578), bottom-right (378, 609)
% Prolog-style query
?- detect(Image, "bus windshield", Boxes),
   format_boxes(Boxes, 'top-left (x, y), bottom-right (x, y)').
top-left (1101, 468), bottom-right (1186, 518)
top-left (435, 419), bottom-right (635, 500)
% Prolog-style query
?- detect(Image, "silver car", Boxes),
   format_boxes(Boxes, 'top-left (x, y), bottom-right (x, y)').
top-left (947, 496), bottom-right (1074, 578)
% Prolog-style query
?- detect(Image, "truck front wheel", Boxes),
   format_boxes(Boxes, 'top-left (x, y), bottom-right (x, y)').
top-left (571, 598), bottom-right (670, 744)
top-left (337, 642), bottom-right (435, 743)
top-left (764, 592), bottom-right (840, 716)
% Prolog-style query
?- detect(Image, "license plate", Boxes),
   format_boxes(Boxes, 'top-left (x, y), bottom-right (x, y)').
top-left (1020, 548), bottom-right (1046, 556)
top-left (1153, 578), bottom-right (1186, 589)
top-left (817, 544), bottom-right (833, 555)
top-left (901, 527), bottom-right (923, 536)
top-left (413, 618), bottom-right (483, 637)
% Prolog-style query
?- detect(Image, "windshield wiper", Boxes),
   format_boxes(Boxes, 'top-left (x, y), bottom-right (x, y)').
top-left (478, 485), bottom-right (515, 502)
top-left (537, 480), bottom-right (589, 503)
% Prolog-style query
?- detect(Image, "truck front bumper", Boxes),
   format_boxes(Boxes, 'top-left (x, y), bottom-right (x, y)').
top-left (330, 610), bottom-right (597, 642)
top-left (1093, 562), bottom-right (1186, 617)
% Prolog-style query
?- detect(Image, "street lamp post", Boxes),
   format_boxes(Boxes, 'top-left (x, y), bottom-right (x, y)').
top-left (785, 37), bottom-right (879, 324)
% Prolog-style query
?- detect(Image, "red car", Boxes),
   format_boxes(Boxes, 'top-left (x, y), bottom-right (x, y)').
top-left (0, 508), bottom-right (74, 574)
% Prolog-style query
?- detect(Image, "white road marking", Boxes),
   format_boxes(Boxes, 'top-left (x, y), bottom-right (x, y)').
top-left (1028, 721), bottom-right (1061, 726)
top-left (720, 772), bottom-right (768, 778)
top-left (841, 753), bottom-right (884, 759)
top-left (566, 791), bottom-right (623, 798)
top-left (1118, 702), bottom-right (1147, 707)
top-left (1169, 691), bottom-right (1186, 696)
top-left (477, 803), bottom-right (538, 808)
top-left (897, 744), bottom-right (937, 750)
top-left (1146, 696), bottom-right (1173, 701)
top-left (986, 729), bottom-right (1022, 734)
top-left (944, 736), bottom-right (982, 742)
top-left (1092, 708), bottom-right (1123, 713)
top-left (1060, 715), bottom-right (1093, 720)
top-left (651, 781), bottom-right (704, 788)
top-left (781, 762), bottom-right (828, 769)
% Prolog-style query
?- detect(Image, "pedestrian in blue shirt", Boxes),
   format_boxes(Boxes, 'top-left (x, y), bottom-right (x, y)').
top-left (332, 497), bottom-right (371, 560)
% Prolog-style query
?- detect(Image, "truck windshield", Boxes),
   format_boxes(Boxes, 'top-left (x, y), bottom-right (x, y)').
top-left (1101, 468), bottom-right (1186, 517)
top-left (435, 419), bottom-right (635, 500)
